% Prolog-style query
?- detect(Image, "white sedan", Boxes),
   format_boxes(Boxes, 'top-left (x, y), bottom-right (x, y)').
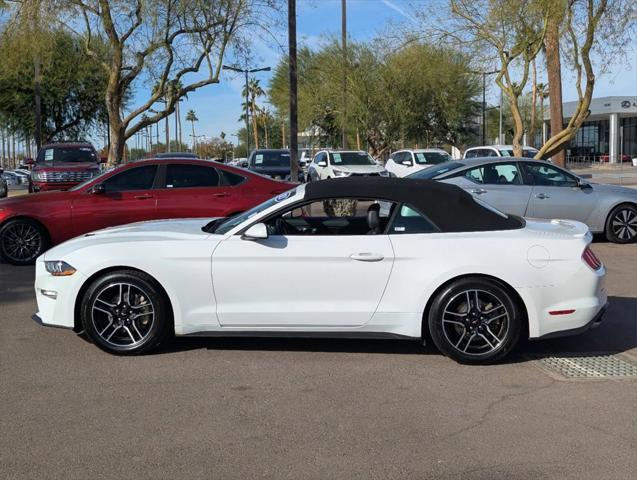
top-left (385, 149), bottom-right (452, 177)
top-left (33, 178), bottom-right (607, 364)
top-left (306, 150), bottom-right (389, 181)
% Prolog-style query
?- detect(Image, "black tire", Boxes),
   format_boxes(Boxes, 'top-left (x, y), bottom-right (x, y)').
top-left (0, 218), bottom-right (49, 265)
top-left (81, 270), bottom-right (171, 355)
top-left (427, 277), bottom-right (522, 364)
top-left (605, 204), bottom-right (637, 244)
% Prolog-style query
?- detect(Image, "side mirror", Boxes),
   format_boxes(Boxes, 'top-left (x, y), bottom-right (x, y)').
top-left (242, 223), bottom-right (268, 240)
top-left (317, 161), bottom-right (327, 167)
top-left (401, 160), bottom-right (413, 166)
top-left (92, 183), bottom-right (106, 194)
top-left (578, 180), bottom-right (592, 190)
top-left (100, 157), bottom-right (108, 164)
top-left (24, 158), bottom-right (35, 165)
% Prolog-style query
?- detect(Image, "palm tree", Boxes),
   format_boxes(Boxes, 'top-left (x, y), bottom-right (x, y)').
top-left (242, 79), bottom-right (265, 149)
top-left (186, 110), bottom-right (198, 151)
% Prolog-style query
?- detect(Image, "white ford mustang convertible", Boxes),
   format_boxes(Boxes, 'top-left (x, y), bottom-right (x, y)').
top-left (33, 177), bottom-right (607, 364)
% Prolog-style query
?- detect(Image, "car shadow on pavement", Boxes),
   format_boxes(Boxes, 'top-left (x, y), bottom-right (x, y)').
top-left (152, 295), bottom-right (636, 360)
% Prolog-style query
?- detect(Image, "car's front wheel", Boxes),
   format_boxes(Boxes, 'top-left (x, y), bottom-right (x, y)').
top-left (605, 204), bottom-right (637, 244)
top-left (81, 270), bottom-right (171, 355)
top-left (0, 218), bottom-right (49, 265)
top-left (427, 277), bottom-right (522, 364)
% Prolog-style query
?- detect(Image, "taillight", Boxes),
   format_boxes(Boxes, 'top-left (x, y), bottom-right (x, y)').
top-left (582, 246), bottom-right (602, 271)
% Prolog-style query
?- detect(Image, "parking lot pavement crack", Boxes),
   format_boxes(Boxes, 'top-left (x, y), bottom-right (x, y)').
top-left (440, 379), bottom-right (557, 441)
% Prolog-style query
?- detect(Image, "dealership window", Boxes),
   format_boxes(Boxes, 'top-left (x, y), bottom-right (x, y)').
top-left (621, 116), bottom-right (637, 157)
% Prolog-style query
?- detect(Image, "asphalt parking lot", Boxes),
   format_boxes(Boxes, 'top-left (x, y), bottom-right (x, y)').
top-left (1, 242), bottom-right (636, 480)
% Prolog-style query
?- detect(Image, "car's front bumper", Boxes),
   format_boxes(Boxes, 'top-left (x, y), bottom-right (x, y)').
top-left (31, 313), bottom-right (73, 330)
top-left (34, 259), bottom-right (87, 330)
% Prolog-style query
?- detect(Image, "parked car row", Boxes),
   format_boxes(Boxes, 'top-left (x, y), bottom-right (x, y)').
top-left (407, 158), bottom-right (637, 244)
top-left (2, 151), bottom-right (636, 267)
top-left (0, 158), bottom-right (292, 265)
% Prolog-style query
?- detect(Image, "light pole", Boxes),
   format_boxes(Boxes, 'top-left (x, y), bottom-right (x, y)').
top-left (223, 64), bottom-right (271, 156)
top-left (468, 69), bottom-right (499, 145)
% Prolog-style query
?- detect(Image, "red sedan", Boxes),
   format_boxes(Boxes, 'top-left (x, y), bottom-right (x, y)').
top-left (0, 158), bottom-right (293, 265)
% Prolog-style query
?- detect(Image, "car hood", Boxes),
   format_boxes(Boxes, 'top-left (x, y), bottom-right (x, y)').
top-left (332, 164), bottom-right (386, 174)
top-left (43, 218), bottom-right (219, 260)
top-left (0, 189), bottom-right (72, 208)
top-left (589, 182), bottom-right (637, 196)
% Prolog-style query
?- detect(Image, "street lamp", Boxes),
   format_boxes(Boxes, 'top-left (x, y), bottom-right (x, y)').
top-left (467, 69), bottom-right (499, 145)
top-left (223, 64), bottom-right (271, 156)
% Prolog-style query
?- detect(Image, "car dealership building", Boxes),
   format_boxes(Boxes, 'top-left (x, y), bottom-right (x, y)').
top-left (543, 96), bottom-right (637, 162)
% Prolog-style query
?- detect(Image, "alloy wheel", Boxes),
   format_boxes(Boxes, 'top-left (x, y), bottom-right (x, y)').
top-left (441, 289), bottom-right (510, 356)
top-left (91, 282), bottom-right (155, 347)
top-left (0, 222), bottom-right (43, 263)
top-left (611, 208), bottom-right (637, 241)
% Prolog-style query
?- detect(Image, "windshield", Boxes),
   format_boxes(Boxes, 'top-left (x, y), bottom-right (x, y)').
top-left (251, 151), bottom-right (291, 168)
top-left (331, 152), bottom-right (375, 166)
top-left (407, 162), bottom-right (463, 180)
top-left (37, 146), bottom-right (98, 164)
top-left (498, 149), bottom-right (538, 158)
top-left (414, 151), bottom-right (451, 165)
top-left (211, 188), bottom-right (297, 235)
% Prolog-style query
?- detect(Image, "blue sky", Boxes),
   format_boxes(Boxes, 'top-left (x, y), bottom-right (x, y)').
top-left (128, 0), bottom-right (637, 149)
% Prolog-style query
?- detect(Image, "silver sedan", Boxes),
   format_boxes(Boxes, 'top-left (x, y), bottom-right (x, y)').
top-left (408, 157), bottom-right (637, 243)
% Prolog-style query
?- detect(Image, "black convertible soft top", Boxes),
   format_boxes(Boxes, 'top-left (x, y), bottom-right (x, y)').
top-left (303, 177), bottom-right (523, 232)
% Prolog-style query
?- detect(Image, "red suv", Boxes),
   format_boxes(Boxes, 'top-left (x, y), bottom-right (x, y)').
top-left (0, 158), bottom-right (293, 265)
top-left (27, 142), bottom-right (106, 192)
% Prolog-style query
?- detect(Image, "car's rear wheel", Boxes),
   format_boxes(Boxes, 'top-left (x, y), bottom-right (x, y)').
top-left (427, 277), bottom-right (522, 364)
top-left (0, 218), bottom-right (49, 265)
top-left (81, 270), bottom-right (171, 355)
top-left (605, 204), bottom-right (637, 244)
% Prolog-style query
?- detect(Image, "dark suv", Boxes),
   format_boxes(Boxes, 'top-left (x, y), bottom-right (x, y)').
top-left (247, 149), bottom-right (304, 182)
top-left (27, 143), bottom-right (105, 192)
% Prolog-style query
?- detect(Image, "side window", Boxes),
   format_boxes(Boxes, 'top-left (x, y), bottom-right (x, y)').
top-left (486, 149), bottom-right (499, 157)
top-left (102, 165), bottom-right (157, 192)
top-left (266, 198), bottom-right (395, 236)
top-left (463, 167), bottom-right (484, 184)
top-left (465, 149), bottom-right (478, 159)
top-left (314, 152), bottom-right (326, 165)
top-left (522, 163), bottom-right (578, 187)
top-left (463, 163), bottom-right (521, 185)
top-left (221, 170), bottom-right (246, 186)
top-left (165, 164), bottom-right (219, 188)
top-left (389, 204), bottom-right (438, 234)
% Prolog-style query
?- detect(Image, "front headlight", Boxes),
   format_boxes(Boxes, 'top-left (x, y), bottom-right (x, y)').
top-left (379, 170), bottom-right (390, 177)
top-left (45, 261), bottom-right (77, 276)
top-left (31, 171), bottom-right (42, 181)
top-left (333, 169), bottom-right (351, 177)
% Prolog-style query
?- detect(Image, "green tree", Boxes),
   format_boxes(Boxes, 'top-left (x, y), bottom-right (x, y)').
top-left (66, 0), bottom-right (269, 165)
top-left (0, 28), bottom-right (108, 143)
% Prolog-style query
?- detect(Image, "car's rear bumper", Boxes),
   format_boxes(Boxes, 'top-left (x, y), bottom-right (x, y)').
top-left (538, 301), bottom-right (608, 339)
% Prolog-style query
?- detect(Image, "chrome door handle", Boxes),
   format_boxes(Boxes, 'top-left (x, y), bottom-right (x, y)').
top-left (535, 193), bottom-right (550, 199)
top-left (134, 194), bottom-right (153, 200)
top-left (212, 192), bottom-right (230, 197)
top-left (350, 253), bottom-right (384, 262)
top-left (471, 188), bottom-right (487, 194)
